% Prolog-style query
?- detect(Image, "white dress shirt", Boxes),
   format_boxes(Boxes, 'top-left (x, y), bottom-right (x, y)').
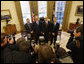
top-left (54, 22), bottom-right (57, 26)
top-left (45, 21), bottom-right (48, 24)
top-left (36, 21), bottom-right (39, 25)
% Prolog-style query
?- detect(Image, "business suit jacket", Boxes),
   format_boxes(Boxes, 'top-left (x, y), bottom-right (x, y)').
top-left (42, 21), bottom-right (51, 34)
top-left (51, 22), bottom-right (60, 35)
top-left (33, 21), bottom-right (42, 35)
top-left (24, 23), bottom-right (33, 33)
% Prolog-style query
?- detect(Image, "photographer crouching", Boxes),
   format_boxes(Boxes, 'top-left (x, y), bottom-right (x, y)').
top-left (66, 25), bottom-right (83, 63)
top-left (1, 33), bottom-right (19, 63)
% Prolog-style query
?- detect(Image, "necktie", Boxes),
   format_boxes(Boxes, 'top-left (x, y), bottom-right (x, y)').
top-left (46, 23), bottom-right (48, 27)
top-left (28, 24), bottom-right (31, 30)
top-left (54, 22), bottom-right (56, 26)
top-left (37, 22), bottom-right (39, 26)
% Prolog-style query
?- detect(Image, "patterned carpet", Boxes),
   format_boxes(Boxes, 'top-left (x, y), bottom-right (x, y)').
top-left (58, 31), bottom-right (71, 52)
top-left (40, 31), bottom-right (71, 52)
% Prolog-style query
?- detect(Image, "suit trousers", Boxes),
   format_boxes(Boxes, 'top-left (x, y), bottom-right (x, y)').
top-left (34, 33), bottom-right (39, 44)
top-left (50, 34), bottom-right (57, 45)
top-left (44, 33), bottom-right (49, 43)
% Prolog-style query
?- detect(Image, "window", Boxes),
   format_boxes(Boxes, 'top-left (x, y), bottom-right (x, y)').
top-left (38, 1), bottom-right (47, 18)
top-left (20, 1), bottom-right (32, 24)
top-left (55, 1), bottom-right (66, 26)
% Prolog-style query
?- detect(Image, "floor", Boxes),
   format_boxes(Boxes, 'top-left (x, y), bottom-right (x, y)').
top-left (15, 31), bottom-right (71, 52)
top-left (15, 31), bottom-right (73, 63)
top-left (34, 31), bottom-right (73, 63)
top-left (34, 31), bottom-right (71, 52)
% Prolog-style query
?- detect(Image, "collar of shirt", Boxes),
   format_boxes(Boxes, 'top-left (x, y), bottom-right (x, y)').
top-left (45, 21), bottom-right (48, 24)
top-left (27, 23), bottom-right (29, 25)
top-left (36, 21), bottom-right (39, 25)
top-left (54, 22), bottom-right (57, 26)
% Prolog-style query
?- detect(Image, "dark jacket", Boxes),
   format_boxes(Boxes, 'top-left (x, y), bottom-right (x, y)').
top-left (24, 23), bottom-right (33, 33)
top-left (66, 36), bottom-right (83, 63)
top-left (33, 21), bottom-right (42, 35)
top-left (51, 22), bottom-right (60, 35)
top-left (42, 21), bottom-right (51, 34)
top-left (3, 44), bottom-right (32, 63)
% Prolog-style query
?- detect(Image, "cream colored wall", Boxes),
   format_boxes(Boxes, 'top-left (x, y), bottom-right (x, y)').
top-left (68, 1), bottom-right (83, 25)
top-left (1, 1), bottom-right (21, 33)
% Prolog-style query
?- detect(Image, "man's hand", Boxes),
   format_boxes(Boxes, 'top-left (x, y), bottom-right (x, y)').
top-left (52, 33), bottom-right (55, 36)
top-left (30, 31), bottom-right (33, 34)
top-left (41, 32), bottom-right (44, 35)
top-left (49, 32), bottom-right (51, 34)
top-left (42, 33), bottom-right (44, 35)
top-left (76, 40), bottom-right (80, 48)
top-left (36, 61), bottom-right (38, 63)
top-left (1, 43), bottom-right (4, 47)
top-left (1, 36), bottom-right (8, 47)
top-left (4, 36), bottom-right (8, 42)
top-left (51, 61), bottom-right (54, 63)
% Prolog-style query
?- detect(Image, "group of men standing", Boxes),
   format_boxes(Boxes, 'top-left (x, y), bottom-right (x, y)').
top-left (24, 16), bottom-right (59, 46)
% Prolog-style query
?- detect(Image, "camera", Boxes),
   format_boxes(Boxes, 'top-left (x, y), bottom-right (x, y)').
top-left (28, 40), bottom-right (35, 56)
top-left (6, 33), bottom-right (16, 44)
top-left (6, 34), bottom-right (11, 39)
top-left (7, 34), bottom-right (15, 40)
top-left (31, 40), bottom-right (35, 47)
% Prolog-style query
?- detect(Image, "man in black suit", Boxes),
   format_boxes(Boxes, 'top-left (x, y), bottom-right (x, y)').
top-left (24, 18), bottom-right (33, 40)
top-left (42, 17), bottom-right (51, 43)
top-left (33, 16), bottom-right (42, 44)
top-left (50, 17), bottom-right (59, 45)
top-left (24, 18), bottom-right (33, 34)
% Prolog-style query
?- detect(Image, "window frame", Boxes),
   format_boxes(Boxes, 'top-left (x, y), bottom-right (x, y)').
top-left (20, 1), bottom-right (32, 24)
top-left (38, 1), bottom-right (47, 18)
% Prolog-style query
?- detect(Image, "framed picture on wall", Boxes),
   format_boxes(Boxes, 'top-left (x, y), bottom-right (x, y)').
top-left (1, 9), bottom-right (12, 21)
top-left (75, 5), bottom-right (83, 16)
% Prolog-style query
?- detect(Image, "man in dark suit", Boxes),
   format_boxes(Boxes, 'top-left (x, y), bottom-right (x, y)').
top-left (33, 16), bottom-right (42, 44)
top-left (50, 17), bottom-right (59, 45)
top-left (42, 17), bottom-right (51, 43)
top-left (24, 18), bottom-right (33, 34)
